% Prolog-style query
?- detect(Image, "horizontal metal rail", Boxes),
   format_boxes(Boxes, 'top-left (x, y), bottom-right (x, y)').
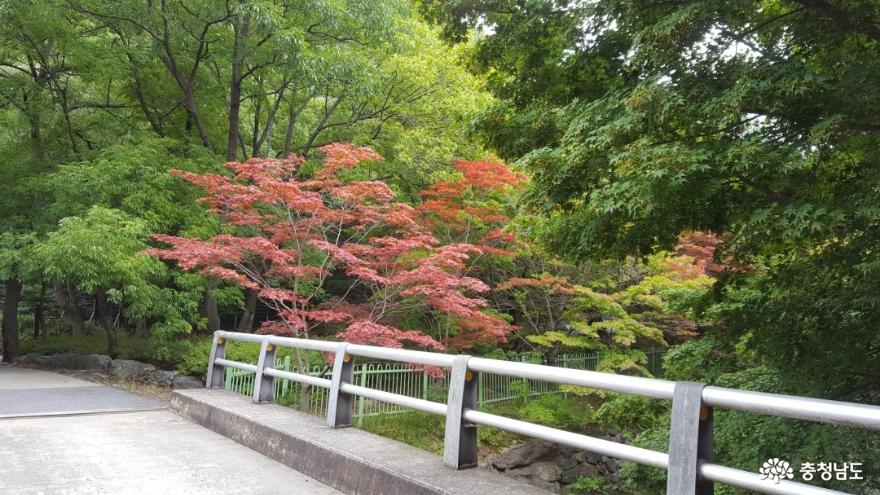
top-left (213, 358), bottom-right (258, 374)
top-left (340, 383), bottom-right (448, 416)
top-left (206, 331), bottom-right (877, 495)
top-left (702, 386), bottom-right (880, 429)
top-left (700, 463), bottom-right (844, 495)
top-left (263, 368), bottom-right (331, 389)
top-left (462, 409), bottom-right (670, 469)
top-left (468, 357), bottom-right (677, 399)
top-left (346, 343), bottom-right (458, 367)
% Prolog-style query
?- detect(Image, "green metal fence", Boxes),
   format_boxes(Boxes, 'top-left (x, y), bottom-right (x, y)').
top-left (225, 349), bottom-right (666, 426)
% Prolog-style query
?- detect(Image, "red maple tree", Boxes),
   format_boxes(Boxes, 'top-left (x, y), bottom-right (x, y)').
top-left (419, 159), bottom-right (524, 253)
top-left (149, 144), bottom-right (516, 355)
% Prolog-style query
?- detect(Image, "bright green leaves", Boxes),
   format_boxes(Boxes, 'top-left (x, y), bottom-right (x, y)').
top-left (41, 138), bottom-right (220, 232)
top-left (32, 207), bottom-right (158, 294)
top-left (526, 284), bottom-right (666, 375)
top-left (520, 248), bottom-right (713, 376)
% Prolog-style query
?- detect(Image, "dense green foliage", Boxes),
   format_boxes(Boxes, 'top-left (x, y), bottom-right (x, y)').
top-left (3, 1), bottom-right (878, 493)
top-left (421, 0), bottom-right (880, 492)
top-left (425, 0), bottom-right (880, 398)
top-left (0, 0), bottom-right (492, 357)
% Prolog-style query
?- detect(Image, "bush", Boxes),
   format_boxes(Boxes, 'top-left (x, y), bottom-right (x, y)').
top-left (515, 394), bottom-right (593, 431)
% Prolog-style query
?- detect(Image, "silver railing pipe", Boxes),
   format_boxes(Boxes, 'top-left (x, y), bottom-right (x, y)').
top-left (462, 409), bottom-right (670, 469)
top-left (702, 386), bottom-right (880, 429)
top-left (204, 330), bottom-right (875, 495)
top-left (468, 357), bottom-right (677, 399)
top-left (700, 463), bottom-right (846, 495)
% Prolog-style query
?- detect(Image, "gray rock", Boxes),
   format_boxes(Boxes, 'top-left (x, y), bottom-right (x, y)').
top-left (503, 466), bottom-right (533, 478)
top-left (13, 354), bottom-right (49, 366)
top-left (14, 353), bottom-right (111, 370)
top-left (606, 459), bottom-right (619, 473)
top-left (577, 463), bottom-right (599, 477)
top-left (110, 359), bottom-right (156, 381)
top-left (172, 375), bottom-right (204, 389)
top-left (584, 452), bottom-right (602, 465)
top-left (532, 462), bottom-right (563, 483)
top-left (560, 466), bottom-right (579, 484)
top-left (559, 455), bottom-right (577, 471)
top-left (489, 440), bottom-right (558, 470)
top-left (148, 370), bottom-right (178, 387)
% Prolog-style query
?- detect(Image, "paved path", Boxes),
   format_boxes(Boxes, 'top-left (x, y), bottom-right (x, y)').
top-left (0, 366), bottom-right (341, 494)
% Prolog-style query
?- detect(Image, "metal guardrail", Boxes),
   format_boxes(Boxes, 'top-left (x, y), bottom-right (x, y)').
top-left (206, 330), bottom-right (880, 495)
top-left (223, 352), bottom-right (608, 421)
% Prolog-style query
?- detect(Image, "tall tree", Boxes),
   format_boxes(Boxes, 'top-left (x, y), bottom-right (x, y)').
top-left (426, 0), bottom-right (880, 398)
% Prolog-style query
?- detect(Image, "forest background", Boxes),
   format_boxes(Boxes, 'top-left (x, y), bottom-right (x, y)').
top-left (1, 1), bottom-right (878, 493)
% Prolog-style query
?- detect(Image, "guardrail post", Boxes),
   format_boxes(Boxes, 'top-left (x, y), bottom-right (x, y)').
top-left (667, 382), bottom-right (713, 495)
top-left (252, 337), bottom-right (277, 403)
top-left (206, 331), bottom-right (226, 388)
top-left (443, 355), bottom-right (477, 469)
top-left (327, 342), bottom-right (353, 428)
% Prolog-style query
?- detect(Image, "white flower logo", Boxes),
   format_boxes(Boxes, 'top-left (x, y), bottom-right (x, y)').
top-left (759, 458), bottom-right (795, 484)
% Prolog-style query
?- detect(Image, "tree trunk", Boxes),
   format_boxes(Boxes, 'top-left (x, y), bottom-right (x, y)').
top-left (293, 348), bottom-right (311, 411)
top-left (301, 95), bottom-right (343, 156)
top-left (254, 82), bottom-right (288, 156)
top-left (1, 278), bottom-right (22, 363)
top-left (282, 94), bottom-right (300, 157)
top-left (203, 287), bottom-right (221, 334)
top-left (236, 288), bottom-right (258, 332)
top-left (226, 13), bottom-right (249, 161)
top-left (34, 282), bottom-right (46, 338)
top-left (95, 288), bottom-right (118, 357)
top-left (251, 95), bottom-right (262, 156)
top-left (54, 283), bottom-right (85, 336)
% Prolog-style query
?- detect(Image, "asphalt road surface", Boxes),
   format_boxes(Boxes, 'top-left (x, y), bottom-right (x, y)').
top-left (0, 365), bottom-right (341, 494)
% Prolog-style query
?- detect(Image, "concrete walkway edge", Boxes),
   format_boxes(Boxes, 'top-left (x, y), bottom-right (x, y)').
top-left (171, 388), bottom-right (550, 495)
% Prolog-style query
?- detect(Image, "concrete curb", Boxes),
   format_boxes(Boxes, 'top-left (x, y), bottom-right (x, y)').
top-left (171, 388), bottom-right (550, 495)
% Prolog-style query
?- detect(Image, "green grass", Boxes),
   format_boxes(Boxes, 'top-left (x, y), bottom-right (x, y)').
top-left (358, 410), bottom-right (521, 455)
top-left (359, 411), bottom-right (447, 454)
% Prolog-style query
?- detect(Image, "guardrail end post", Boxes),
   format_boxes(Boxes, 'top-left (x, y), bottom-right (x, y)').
top-left (667, 381), bottom-right (713, 495)
top-left (253, 337), bottom-right (277, 403)
top-left (327, 342), bottom-right (353, 428)
top-left (443, 355), bottom-right (477, 470)
top-left (206, 331), bottom-right (226, 388)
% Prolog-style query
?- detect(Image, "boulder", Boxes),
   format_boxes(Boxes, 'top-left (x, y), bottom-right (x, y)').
top-left (559, 454), bottom-right (578, 471)
top-left (583, 452), bottom-right (602, 465)
top-left (532, 462), bottom-right (563, 483)
top-left (110, 359), bottom-right (156, 381)
top-left (13, 354), bottom-right (50, 366)
top-left (14, 353), bottom-right (110, 370)
top-left (503, 466), bottom-right (533, 479)
top-left (172, 375), bottom-right (204, 389)
top-left (577, 463), bottom-right (600, 477)
top-left (561, 466), bottom-right (579, 484)
top-left (606, 459), bottom-right (619, 473)
top-left (489, 440), bottom-right (558, 470)
top-left (147, 370), bottom-right (178, 388)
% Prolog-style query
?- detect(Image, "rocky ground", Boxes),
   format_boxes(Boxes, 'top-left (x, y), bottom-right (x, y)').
top-left (485, 434), bottom-right (627, 494)
top-left (11, 353), bottom-right (203, 400)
